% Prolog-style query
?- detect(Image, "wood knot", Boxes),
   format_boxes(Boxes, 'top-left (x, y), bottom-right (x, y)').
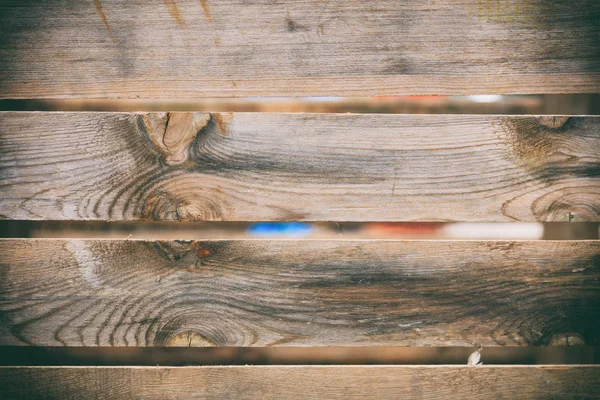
top-left (167, 331), bottom-right (216, 347)
top-left (139, 112), bottom-right (210, 165)
top-left (151, 241), bottom-right (215, 264)
top-left (197, 247), bottom-right (212, 259)
top-left (536, 116), bottom-right (570, 130)
top-left (547, 333), bottom-right (585, 346)
top-left (140, 190), bottom-right (225, 222)
top-left (152, 240), bottom-right (199, 261)
top-left (530, 187), bottom-right (600, 222)
top-left (212, 112), bottom-right (234, 137)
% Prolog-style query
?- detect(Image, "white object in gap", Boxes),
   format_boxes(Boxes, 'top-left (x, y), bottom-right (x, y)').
top-left (467, 346), bottom-right (483, 366)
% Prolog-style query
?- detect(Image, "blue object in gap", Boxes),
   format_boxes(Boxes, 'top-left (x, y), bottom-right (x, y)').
top-left (247, 222), bottom-right (314, 237)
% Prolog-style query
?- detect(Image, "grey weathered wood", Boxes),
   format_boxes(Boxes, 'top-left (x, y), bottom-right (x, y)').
top-left (1, 239), bottom-right (598, 347)
top-left (1, 366), bottom-right (599, 399)
top-left (1, 112), bottom-right (599, 222)
top-left (0, 0), bottom-right (598, 98)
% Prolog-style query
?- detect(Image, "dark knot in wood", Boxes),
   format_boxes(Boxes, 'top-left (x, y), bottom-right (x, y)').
top-left (547, 333), bottom-right (585, 346)
top-left (536, 116), bottom-right (570, 130)
top-left (152, 240), bottom-right (214, 264)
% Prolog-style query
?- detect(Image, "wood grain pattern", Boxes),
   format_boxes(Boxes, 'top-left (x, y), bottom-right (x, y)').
top-left (0, 0), bottom-right (599, 98)
top-left (1, 239), bottom-right (598, 347)
top-left (1, 366), bottom-right (599, 399)
top-left (1, 112), bottom-right (599, 222)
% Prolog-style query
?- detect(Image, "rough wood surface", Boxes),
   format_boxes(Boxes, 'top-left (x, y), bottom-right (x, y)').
top-left (0, 0), bottom-right (599, 98)
top-left (1, 239), bottom-right (598, 347)
top-left (1, 366), bottom-right (599, 399)
top-left (1, 112), bottom-right (599, 222)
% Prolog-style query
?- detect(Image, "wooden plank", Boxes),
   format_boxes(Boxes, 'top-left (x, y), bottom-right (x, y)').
top-left (0, 0), bottom-right (598, 98)
top-left (1, 239), bottom-right (598, 347)
top-left (1, 366), bottom-right (599, 399)
top-left (1, 112), bottom-right (599, 222)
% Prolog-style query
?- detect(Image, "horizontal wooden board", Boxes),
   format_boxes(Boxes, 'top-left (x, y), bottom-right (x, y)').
top-left (1, 112), bottom-right (599, 222)
top-left (1, 239), bottom-right (598, 347)
top-left (1, 366), bottom-right (599, 399)
top-left (0, 0), bottom-right (599, 98)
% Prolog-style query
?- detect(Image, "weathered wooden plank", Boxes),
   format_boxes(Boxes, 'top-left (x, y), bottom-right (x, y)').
top-left (1, 366), bottom-right (599, 399)
top-left (1, 113), bottom-right (599, 222)
top-left (0, 239), bottom-right (598, 347)
top-left (0, 0), bottom-right (599, 98)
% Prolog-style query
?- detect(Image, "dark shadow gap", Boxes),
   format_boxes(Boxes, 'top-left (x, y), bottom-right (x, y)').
top-left (0, 220), bottom-right (598, 240)
top-left (1, 95), bottom-right (598, 114)
top-left (0, 346), bottom-right (597, 366)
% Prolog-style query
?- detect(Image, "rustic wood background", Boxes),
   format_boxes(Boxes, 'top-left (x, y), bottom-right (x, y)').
top-left (1, 0), bottom-right (599, 397)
